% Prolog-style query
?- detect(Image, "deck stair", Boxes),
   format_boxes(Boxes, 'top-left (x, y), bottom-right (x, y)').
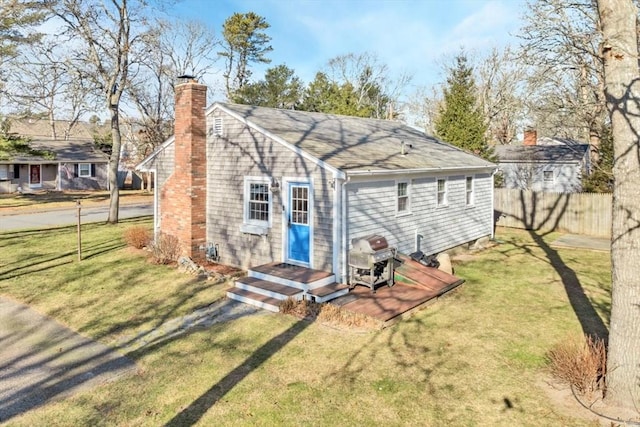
top-left (227, 262), bottom-right (349, 312)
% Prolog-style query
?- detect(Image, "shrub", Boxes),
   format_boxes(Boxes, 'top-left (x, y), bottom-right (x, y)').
top-left (123, 226), bottom-right (151, 249)
top-left (279, 298), bottom-right (381, 329)
top-left (547, 335), bottom-right (607, 397)
top-left (150, 233), bottom-right (181, 264)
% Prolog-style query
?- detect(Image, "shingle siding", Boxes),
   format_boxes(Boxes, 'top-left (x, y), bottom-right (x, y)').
top-left (205, 110), bottom-right (335, 270)
top-left (499, 162), bottom-right (582, 192)
top-left (347, 173), bottom-right (493, 255)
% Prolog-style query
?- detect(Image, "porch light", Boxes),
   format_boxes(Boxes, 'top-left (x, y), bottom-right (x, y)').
top-left (270, 177), bottom-right (280, 193)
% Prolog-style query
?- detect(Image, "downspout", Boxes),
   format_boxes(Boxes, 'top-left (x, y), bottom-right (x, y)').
top-left (341, 175), bottom-right (351, 284)
top-left (491, 169), bottom-right (496, 239)
top-left (153, 169), bottom-right (159, 238)
top-left (332, 174), bottom-right (344, 281)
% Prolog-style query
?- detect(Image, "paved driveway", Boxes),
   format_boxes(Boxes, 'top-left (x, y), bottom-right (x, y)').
top-left (0, 203), bottom-right (152, 231)
top-left (0, 297), bottom-right (136, 422)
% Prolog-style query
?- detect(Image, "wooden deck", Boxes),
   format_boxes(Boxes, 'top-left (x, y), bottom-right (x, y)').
top-left (331, 255), bottom-right (464, 323)
top-left (250, 262), bottom-right (334, 284)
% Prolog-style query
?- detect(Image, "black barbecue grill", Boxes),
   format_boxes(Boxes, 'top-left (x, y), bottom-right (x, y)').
top-left (348, 234), bottom-right (395, 292)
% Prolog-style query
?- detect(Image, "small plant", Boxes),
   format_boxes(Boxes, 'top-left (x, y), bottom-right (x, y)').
top-left (150, 233), bottom-right (181, 264)
top-left (547, 334), bottom-right (607, 398)
top-left (279, 297), bottom-right (297, 314)
top-left (123, 226), bottom-right (151, 249)
top-left (279, 298), bottom-right (381, 329)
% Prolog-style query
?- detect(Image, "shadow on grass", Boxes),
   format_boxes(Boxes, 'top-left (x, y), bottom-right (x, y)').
top-left (499, 190), bottom-right (609, 341)
top-left (528, 230), bottom-right (609, 342)
top-left (164, 320), bottom-right (311, 426)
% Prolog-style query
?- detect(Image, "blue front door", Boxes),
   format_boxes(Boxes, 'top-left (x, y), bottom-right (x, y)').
top-left (288, 183), bottom-right (310, 264)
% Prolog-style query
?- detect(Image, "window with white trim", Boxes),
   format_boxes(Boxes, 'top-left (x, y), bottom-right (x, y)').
top-left (397, 181), bottom-right (410, 214)
top-left (437, 178), bottom-right (447, 207)
top-left (243, 177), bottom-right (271, 233)
top-left (78, 163), bottom-right (91, 177)
top-left (543, 170), bottom-right (554, 183)
top-left (0, 165), bottom-right (8, 180)
top-left (465, 176), bottom-right (474, 206)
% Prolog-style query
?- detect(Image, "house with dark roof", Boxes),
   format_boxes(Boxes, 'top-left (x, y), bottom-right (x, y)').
top-left (0, 118), bottom-right (110, 193)
top-left (494, 130), bottom-right (590, 193)
top-left (0, 138), bottom-right (109, 193)
top-left (137, 79), bottom-right (496, 308)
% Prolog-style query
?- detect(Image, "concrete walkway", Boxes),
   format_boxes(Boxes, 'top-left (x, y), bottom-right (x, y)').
top-left (0, 297), bottom-right (136, 422)
top-left (551, 234), bottom-right (610, 252)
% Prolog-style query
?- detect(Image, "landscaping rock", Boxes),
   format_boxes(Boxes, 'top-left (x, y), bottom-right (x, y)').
top-left (472, 236), bottom-right (492, 251)
top-left (436, 253), bottom-right (453, 275)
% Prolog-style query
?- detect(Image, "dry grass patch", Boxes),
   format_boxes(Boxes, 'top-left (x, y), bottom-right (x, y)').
top-left (280, 297), bottom-right (390, 330)
top-left (547, 334), bottom-right (606, 398)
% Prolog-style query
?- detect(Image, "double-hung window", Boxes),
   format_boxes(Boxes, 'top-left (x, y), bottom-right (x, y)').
top-left (465, 176), bottom-right (474, 206)
top-left (242, 177), bottom-right (271, 234)
top-left (437, 178), bottom-right (447, 207)
top-left (543, 170), bottom-right (554, 183)
top-left (397, 181), bottom-right (410, 214)
top-left (78, 163), bottom-right (92, 177)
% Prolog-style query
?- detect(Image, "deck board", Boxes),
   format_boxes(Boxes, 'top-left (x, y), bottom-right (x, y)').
top-left (331, 255), bottom-right (464, 322)
top-left (251, 262), bottom-right (333, 283)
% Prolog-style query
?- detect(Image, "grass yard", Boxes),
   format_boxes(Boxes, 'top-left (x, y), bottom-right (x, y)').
top-left (0, 222), bottom-right (611, 426)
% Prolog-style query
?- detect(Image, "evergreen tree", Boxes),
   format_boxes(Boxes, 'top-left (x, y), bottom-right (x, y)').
top-left (232, 64), bottom-right (303, 109)
top-left (0, 0), bottom-right (48, 60)
top-left (219, 12), bottom-right (272, 97)
top-left (434, 53), bottom-right (491, 159)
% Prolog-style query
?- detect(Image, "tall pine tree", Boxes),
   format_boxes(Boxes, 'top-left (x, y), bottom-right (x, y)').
top-left (435, 53), bottom-right (491, 160)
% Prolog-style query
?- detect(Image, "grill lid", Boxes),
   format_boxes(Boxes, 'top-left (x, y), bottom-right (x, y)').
top-left (351, 234), bottom-right (389, 253)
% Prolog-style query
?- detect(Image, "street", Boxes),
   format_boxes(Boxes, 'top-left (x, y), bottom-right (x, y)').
top-left (0, 203), bottom-right (153, 231)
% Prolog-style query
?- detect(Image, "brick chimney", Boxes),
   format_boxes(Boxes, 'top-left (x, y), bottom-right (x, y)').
top-left (160, 76), bottom-right (207, 258)
top-left (523, 129), bottom-right (537, 146)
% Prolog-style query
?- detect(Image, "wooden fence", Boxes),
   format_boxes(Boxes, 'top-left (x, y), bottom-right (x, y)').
top-left (494, 188), bottom-right (612, 238)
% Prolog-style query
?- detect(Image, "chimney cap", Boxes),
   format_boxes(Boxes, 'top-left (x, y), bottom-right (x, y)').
top-left (177, 74), bottom-right (197, 84)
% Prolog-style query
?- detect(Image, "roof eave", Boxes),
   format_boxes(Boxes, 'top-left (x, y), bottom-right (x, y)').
top-left (346, 164), bottom-right (497, 177)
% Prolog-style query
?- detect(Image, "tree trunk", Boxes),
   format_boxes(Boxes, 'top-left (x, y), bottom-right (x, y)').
top-left (598, 0), bottom-right (640, 411)
top-left (107, 103), bottom-right (121, 223)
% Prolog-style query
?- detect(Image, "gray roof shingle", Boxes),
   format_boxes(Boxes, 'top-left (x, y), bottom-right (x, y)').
top-left (217, 103), bottom-right (495, 174)
top-left (3, 139), bottom-right (109, 163)
top-left (494, 144), bottom-right (589, 163)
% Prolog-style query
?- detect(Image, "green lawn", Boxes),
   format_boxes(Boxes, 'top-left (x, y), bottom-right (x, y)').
top-left (0, 222), bottom-right (610, 426)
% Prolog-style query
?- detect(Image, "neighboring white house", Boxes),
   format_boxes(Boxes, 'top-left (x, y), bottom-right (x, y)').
top-left (137, 78), bottom-right (497, 284)
top-left (494, 130), bottom-right (590, 193)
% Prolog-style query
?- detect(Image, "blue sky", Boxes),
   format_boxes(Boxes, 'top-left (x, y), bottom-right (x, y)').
top-left (171, 0), bottom-right (527, 98)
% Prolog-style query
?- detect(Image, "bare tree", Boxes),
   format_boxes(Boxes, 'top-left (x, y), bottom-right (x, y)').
top-left (519, 0), bottom-right (606, 160)
top-left (6, 38), bottom-right (97, 139)
top-left (598, 0), bottom-right (640, 412)
top-left (477, 46), bottom-right (528, 145)
top-left (403, 85), bottom-right (442, 134)
top-left (50, 0), bottom-right (151, 223)
top-left (126, 18), bottom-right (218, 190)
top-left (325, 52), bottom-right (411, 119)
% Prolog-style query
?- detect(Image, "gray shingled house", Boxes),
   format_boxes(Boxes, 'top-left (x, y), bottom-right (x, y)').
top-left (0, 139), bottom-right (109, 193)
top-left (138, 79), bottom-right (496, 307)
top-left (494, 131), bottom-right (591, 193)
